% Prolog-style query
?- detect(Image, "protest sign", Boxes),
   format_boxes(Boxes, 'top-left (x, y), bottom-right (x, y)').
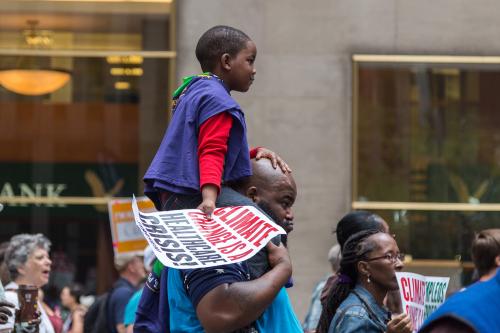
top-left (131, 196), bottom-right (286, 269)
top-left (108, 196), bottom-right (156, 255)
top-left (396, 272), bottom-right (450, 332)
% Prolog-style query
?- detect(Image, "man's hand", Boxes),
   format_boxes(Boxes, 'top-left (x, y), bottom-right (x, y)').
top-left (266, 242), bottom-right (292, 273)
top-left (387, 313), bottom-right (413, 333)
top-left (255, 148), bottom-right (292, 174)
top-left (198, 184), bottom-right (218, 218)
top-left (0, 300), bottom-right (14, 324)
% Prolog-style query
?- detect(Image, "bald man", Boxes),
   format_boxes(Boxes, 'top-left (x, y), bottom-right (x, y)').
top-left (222, 158), bottom-right (297, 280)
top-left (230, 158), bottom-right (297, 237)
top-left (135, 158), bottom-right (303, 333)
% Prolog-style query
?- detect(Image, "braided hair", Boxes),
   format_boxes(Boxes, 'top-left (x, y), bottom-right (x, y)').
top-left (316, 229), bottom-right (381, 333)
top-left (335, 211), bottom-right (386, 249)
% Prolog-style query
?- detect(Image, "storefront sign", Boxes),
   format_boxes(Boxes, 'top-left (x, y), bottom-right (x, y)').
top-left (0, 162), bottom-right (137, 214)
top-left (396, 272), bottom-right (450, 332)
top-left (0, 182), bottom-right (67, 207)
top-left (132, 196), bottom-right (285, 269)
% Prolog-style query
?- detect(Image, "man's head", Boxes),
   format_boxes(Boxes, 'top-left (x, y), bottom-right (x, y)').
top-left (114, 253), bottom-right (146, 286)
top-left (232, 159), bottom-right (296, 239)
top-left (195, 25), bottom-right (256, 92)
top-left (328, 244), bottom-right (341, 272)
top-left (471, 229), bottom-right (500, 279)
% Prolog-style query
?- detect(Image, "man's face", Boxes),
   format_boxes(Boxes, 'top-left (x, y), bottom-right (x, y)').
top-left (129, 256), bottom-right (146, 280)
top-left (254, 176), bottom-right (297, 234)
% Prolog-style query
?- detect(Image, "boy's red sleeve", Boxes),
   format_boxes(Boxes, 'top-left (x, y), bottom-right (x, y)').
top-left (198, 112), bottom-right (233, 192)
top-left (249, 147), bottom-right (262, 159)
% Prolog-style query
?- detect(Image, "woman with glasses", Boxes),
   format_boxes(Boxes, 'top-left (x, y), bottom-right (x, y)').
top-left (318, 229), bottom-right (412, 333)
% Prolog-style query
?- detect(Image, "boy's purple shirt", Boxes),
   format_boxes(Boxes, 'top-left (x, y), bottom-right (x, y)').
top-left (143, 75), bottom-right (252, 207)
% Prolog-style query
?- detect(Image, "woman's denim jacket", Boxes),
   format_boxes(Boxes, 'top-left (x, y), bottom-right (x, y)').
top-left (328, 285), bottom-right (391, 333)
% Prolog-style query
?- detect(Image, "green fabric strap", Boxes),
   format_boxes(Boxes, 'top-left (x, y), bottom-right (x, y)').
top-left (152, 259), bottom-right (164, 276)
top-left (172, 72), bottom-right (211, 98)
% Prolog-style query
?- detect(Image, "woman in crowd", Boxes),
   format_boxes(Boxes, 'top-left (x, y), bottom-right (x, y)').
top-left (471, 229), bottom-right (500, 282)
top-left (317, 229), bottom-right (412, 333)
top-left (319, 211), bottom-right (390, 307)
top-left (2, 233), bottom-right (56, 333)
top-left (304, 211), bottom-right (390, 332)
top-left (60, 283), bottom-right (85, 333)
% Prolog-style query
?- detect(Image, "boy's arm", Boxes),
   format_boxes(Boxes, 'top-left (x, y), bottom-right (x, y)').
top-left (197, 112), bottom-right (233, 217)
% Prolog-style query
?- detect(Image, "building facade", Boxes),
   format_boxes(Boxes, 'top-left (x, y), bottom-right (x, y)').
top-left (2, 0), bottom-right (500, 320)
top-left (177, 0), bottom-right (500, 318)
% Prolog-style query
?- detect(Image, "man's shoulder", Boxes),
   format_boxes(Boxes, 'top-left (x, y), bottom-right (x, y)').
top-left (182, 263), bottom-right (249, 288)
top-left (109, 278), bottom-right (136, 302)
top-left (177, 263), bottom-right (249, 308)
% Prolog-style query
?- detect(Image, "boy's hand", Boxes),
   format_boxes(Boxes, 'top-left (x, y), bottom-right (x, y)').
top-left (198, 184), bottom-right (218, 218)
top-left (255, 148), bottom-right (292, 173)
top-left (197, 198), bottom-right (216, 219)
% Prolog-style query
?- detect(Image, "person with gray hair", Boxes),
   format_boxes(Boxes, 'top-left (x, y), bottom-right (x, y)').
top-left (0, 233), bottom-right (55, 333)
top-left (303, 244), bottom-right (342, 333)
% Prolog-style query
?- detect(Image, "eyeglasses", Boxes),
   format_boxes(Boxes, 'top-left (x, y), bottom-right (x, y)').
top-left (365, 253), bottom-right (405, 264)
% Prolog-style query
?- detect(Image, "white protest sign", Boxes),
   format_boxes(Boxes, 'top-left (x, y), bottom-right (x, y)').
top-left (131, 196), bottom-right (286, 269)
top-left (396, 272), bottom-right (449, 332)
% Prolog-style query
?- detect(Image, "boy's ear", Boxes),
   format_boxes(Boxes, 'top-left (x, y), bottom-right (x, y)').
top-left (220, 53), bottom-right (232, 71)
top-left (495, 255), bottom-right (500, 267)
top-left (245, 186), bottom-right (258, 203)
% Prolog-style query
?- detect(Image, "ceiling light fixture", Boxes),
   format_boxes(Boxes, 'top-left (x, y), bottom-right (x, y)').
top-left (0, 20), bottom-right (71, 96)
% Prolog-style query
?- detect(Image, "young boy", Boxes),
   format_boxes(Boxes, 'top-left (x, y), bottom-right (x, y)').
top-left (143, 25), bottom-right (290, 278)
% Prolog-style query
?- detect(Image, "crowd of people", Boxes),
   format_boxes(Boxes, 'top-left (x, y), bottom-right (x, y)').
top-left (0, 212), bottom-right (498, 332)
top-left (1, 24), bottom-right (500, 333)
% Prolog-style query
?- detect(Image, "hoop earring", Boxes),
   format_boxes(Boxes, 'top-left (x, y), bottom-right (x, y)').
top-left (367, 274), bottom-right (371, 283)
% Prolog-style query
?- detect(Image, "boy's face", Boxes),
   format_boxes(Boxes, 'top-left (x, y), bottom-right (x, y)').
top-left (228, 40), bottom-right (257, 92)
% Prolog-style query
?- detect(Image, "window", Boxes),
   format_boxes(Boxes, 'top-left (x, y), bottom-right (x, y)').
top-left (353, 56), bottom-right (500, 279)
top-left (0, 0), bottom-right (176, 295)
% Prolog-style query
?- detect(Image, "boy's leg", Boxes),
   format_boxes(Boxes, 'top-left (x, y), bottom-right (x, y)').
top-left (217, 186), bottom-right (281, 280)
top-left (159, 191), bottom-right (202, 211)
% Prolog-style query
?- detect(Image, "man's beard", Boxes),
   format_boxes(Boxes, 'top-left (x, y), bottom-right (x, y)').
top-left (257, 200), bottom-right (289, 247)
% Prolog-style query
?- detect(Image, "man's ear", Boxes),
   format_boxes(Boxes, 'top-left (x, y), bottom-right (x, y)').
top-left (495, 255), bottom-right (500, 267)
top-left (220, 53), bottom-right (232, 71)
top-left (245, 186), bottom-right (258, 203)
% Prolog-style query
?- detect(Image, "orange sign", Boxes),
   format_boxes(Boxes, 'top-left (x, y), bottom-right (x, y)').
top-left (108, 196), bottom-right (156, 255)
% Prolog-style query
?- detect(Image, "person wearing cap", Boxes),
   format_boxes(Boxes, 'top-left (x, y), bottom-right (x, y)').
top-left (107, 253), bottom-right (146, 333)
top-left (123, 247), bottom-right (155, 333)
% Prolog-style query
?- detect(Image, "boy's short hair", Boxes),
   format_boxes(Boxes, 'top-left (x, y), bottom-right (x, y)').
top-left (471, 229), bottom-right (500, 277)
top-left (195, 25), bottom-right (251, 72)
